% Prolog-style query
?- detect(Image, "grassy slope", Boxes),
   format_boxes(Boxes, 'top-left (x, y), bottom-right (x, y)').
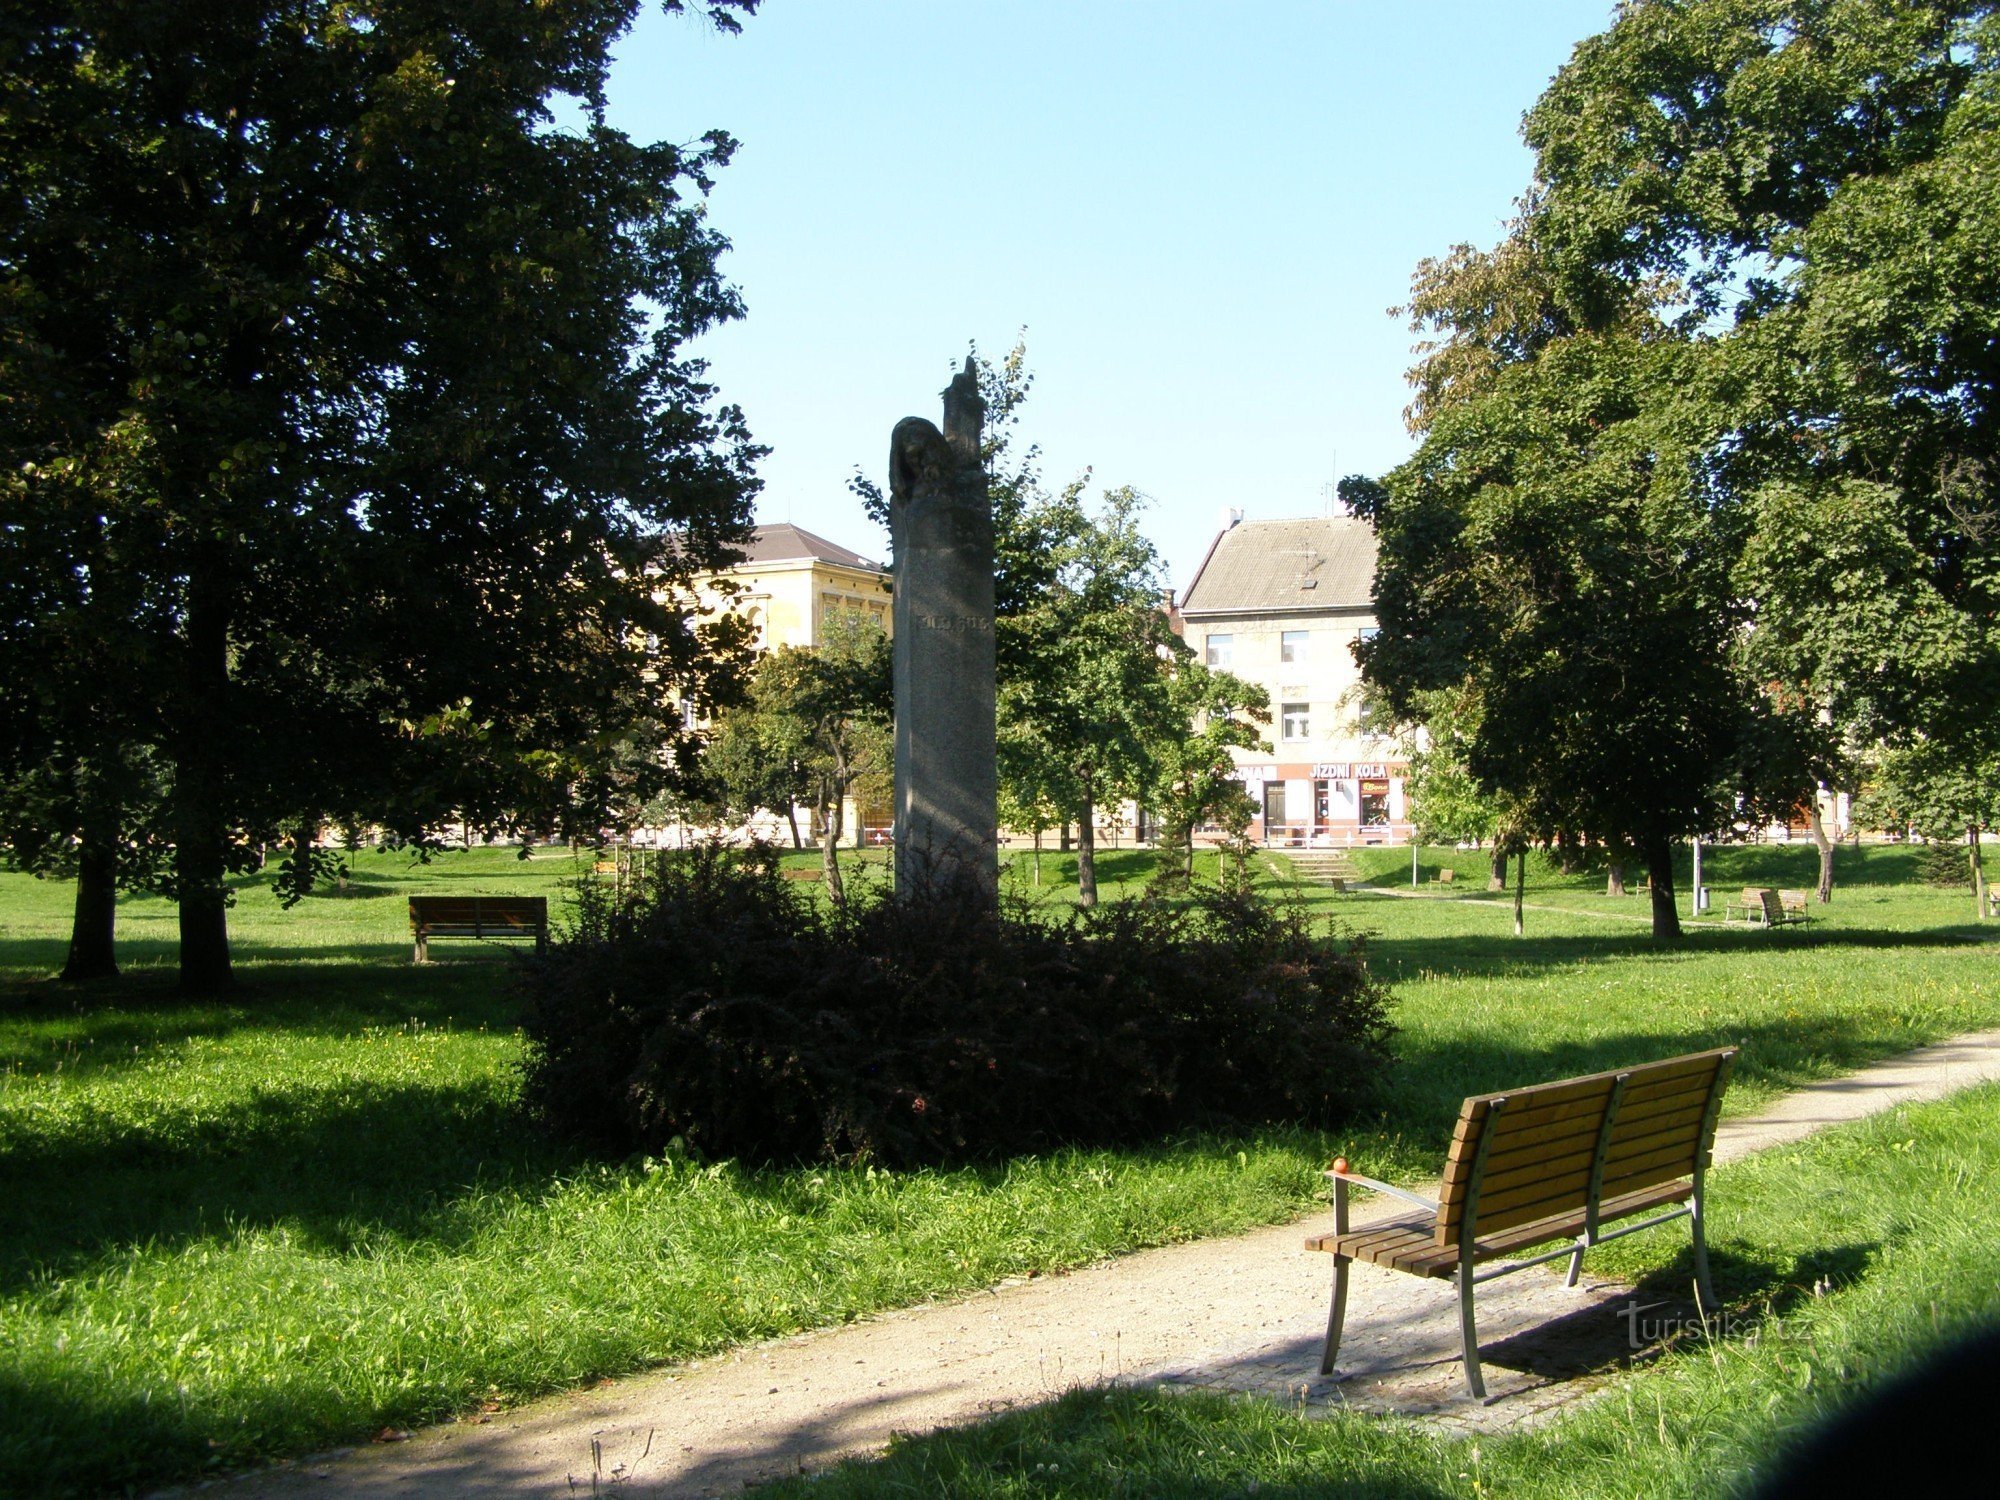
top-left (1, 844), bottom-right (1995, 1492)
top-left (757, 1081), bottom-right (2000, 1500)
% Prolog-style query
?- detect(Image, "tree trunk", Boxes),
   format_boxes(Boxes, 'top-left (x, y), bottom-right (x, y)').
top-left (1032, 825), bottom-right (1042, 886)
top-left (1605, 860), bottom-right (1627, 898)
top-left (1076, 783), bottom-right (1099, 908)
top-left (292, 819), bottom-right (318, 898)
top-left (785, 804), bottom-right (802, 850)
top-left (1809, 799), bottom-right (1834, 904)
top-left (1645, 834), bottom-right (1682, 941)
top-left (1512, 849), bottom-right (1525, 937)
top-left (1971, 825), bottom-right (1987, 922)
top-left (174, 598), bottom-right (234, 993)
top-left (1059, 821), bottom-right (1072, 853)
top-left (821, 780), bottom-right (845, 906)
top-left (61, 802), bottom-right (119, 982)
top-left (1489, 845), bottom-right (1507, 891)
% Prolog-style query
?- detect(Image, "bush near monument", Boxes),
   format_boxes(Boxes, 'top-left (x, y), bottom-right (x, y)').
top-left (520, 846), bottom-right (1394, 1166)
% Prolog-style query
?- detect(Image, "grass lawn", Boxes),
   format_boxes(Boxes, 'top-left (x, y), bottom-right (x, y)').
top-left (1, 841), bottom-right (1995, 1493)
top-left (753, 1081), bottom-right (2000, 1500)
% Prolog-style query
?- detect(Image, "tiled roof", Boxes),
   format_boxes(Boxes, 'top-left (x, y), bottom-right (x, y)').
top-left (1179, 517), bottom-right (1376, 615)
top-left (737, 523), bottom-right (882, 572)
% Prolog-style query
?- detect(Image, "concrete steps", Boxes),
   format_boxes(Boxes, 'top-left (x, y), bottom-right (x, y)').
top-left (1275, 849), bottom-right (1358, 887)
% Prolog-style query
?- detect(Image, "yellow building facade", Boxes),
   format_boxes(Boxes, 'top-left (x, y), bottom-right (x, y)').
top-left (691, 522), bottom-right (892, 650)
top-left (679, 523), bottom-right (893, 846)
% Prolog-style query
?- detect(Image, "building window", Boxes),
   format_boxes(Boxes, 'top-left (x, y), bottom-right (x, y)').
top-left (1281, 702), bottom-right (1310, 741)
top-left (1357, 626), bottom-right (1380, 644)
top-left (1205, 632), bottom-right (1233, 669)
top-left (1281, 630), bottom-right (1308, 663)
top-left (1359, 777), bottom-right (1391, 826)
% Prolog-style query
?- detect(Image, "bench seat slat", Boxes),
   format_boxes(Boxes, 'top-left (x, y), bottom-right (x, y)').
top-left (1306, 1180), bottom-right (1696, 1279)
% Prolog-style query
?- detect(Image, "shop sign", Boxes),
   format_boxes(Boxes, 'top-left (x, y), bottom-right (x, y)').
top-left (1313, 762), bottom-right (1393, 779)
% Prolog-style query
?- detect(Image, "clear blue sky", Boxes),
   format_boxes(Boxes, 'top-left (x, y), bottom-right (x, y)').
top-left (608, 0), bottom-right (1618, 591)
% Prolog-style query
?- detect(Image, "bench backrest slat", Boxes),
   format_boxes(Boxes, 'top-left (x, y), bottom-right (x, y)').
top-left (409, 896), bottom-right (548, 930)
top-left (1436, 1048), bottom-right (1735, 1246)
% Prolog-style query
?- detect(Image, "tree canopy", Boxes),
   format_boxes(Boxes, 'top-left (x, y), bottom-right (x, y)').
top-left (1365, 0), bottom-right (2000, 936)
top-left (0, 0), bottom-right (763, 986)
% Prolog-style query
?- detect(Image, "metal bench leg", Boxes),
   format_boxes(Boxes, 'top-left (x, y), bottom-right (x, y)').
top-left (1319, 1255), bottom-right (1350, 1376)
top-left (1690, 1194), bottom-right (1717, 1315)
top-left (1564, 1234), bottom-right (1588, 1288)
top-left (1457, 1265), bottom-right (1485, 1399)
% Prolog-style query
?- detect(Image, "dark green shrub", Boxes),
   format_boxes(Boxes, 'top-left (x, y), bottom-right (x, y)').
top-left (520, 846), bottom-right (1395, 1166)
top-left (1918, 840), bottom-right (1970, 888)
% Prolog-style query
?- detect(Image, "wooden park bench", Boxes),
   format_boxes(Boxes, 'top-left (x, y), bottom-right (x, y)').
top-left (1307, 1047), bottom-right (1737, 1398)
top-left (1435, 867), bottom-right (1456, 885)
top-left (408, 896), bottom-right (549, 964)
top-left (1723, 887), bottom-right (1805, 926)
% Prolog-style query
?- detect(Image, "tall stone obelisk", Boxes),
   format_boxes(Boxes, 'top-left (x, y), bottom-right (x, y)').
top-left (889, 357), bottom-right (997, 902)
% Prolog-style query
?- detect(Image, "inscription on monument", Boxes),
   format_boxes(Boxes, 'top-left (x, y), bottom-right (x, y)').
top-left (915, 614), bottom-right (992, 633)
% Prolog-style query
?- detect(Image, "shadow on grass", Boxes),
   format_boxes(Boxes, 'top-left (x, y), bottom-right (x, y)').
top-left (0, 1072), bottom-right (575, 1297)
top-left (0, 957), bottom-right (524, 1077)
top-left (1354, 1012), bottom-right (1954, 1149)
top-left (1347, 916), bottom-right (1989, 986)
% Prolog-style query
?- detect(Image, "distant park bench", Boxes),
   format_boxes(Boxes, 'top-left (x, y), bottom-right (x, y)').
top-left (408, 896), bottom-right (548, 964)
top-left (1307, 1047), bottom-right (1737, 1398)
top-left (1723, 887), bottom-right (1807, 926)
top-left (1435, 867), bottom-right (1456, 884)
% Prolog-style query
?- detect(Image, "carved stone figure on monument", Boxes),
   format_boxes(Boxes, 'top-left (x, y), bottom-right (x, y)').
top-left (889, 357), bottom-right (998, 902)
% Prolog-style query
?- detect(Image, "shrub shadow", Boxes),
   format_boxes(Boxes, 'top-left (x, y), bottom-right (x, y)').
top-left (0, 1075), bottom-right (573, 1298)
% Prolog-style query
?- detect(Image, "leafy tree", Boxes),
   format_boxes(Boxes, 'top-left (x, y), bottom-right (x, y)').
top-left (1526, 0), bottom-right (2000, 889)
top-left (1399, 686), bottom-right (1517, 889)
top-left (705, 699), bottom-right (812, 850)
top-left (1364, 326), bottom-right (1740, 940)
top-left (998, 484), bottom-right (1182, 907)
top-left (709, 614), bottom-right (890, 903)
top-left (1367, 0), bottom-right (2000, 937)
top-left (0, 0), bottom-right (762, 988)
top-left (1146, 662), bottom-right (1270, 888)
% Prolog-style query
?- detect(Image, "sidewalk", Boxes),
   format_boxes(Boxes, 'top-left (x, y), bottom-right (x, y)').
top-left (216, 1028), bottom-right (2000, 1499)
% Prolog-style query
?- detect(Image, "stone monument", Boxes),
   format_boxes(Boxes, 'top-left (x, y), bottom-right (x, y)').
top-left (889, 357), bottom-right (997, 902)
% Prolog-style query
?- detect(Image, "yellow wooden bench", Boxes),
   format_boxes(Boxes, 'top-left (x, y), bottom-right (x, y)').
top-left (1307, 1047), bottom-right (1737, 1397)
top-left (408, 896), bottom-right (549, 964)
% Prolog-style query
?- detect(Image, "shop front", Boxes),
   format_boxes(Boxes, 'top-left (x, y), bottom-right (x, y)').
top-left (1229, 761), bottom-right (1411, 846)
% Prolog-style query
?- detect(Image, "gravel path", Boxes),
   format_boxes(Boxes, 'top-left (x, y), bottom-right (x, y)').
top-left (210, 1028), bottom-right (2000, 1500)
